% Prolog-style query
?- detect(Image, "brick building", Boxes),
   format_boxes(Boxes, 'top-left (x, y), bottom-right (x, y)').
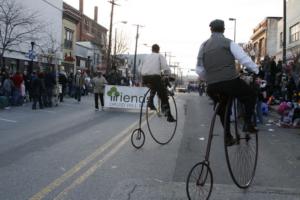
top-left (62, 2), bottom-right (81, 73)
top-left (250, 17), bottom-right (282, 63)
top-left (76, 0), bottom-right (107, 73)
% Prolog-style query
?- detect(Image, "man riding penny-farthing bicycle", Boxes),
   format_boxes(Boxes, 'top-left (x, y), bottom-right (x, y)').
top-left (139, 44), bottom-right (176, 123)
top-left (196, 19), bottom-right (259, 146)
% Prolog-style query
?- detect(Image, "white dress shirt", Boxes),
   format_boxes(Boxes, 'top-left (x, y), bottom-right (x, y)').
top-left (140, 53), bottom-right (169, 75)
top-left (196, 41), bottom-right (259, 80)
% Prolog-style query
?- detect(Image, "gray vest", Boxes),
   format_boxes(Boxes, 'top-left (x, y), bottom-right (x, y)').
top-left (202, 33), bottom-right (239, 84)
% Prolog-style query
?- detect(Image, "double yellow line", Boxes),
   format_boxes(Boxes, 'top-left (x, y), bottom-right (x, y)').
top-left (29, 118), bottom-right (147, 200)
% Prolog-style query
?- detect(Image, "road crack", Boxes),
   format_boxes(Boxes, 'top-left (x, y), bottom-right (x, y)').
top-left (127, 184), bottom-right (138, 200)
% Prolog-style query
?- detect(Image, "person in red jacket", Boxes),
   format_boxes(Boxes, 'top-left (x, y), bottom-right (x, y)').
top-left (12, 72), bottom-right (23, 90)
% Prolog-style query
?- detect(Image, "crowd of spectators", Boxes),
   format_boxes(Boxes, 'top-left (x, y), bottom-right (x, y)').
top-left (0, 66), bottom-right (133, 110)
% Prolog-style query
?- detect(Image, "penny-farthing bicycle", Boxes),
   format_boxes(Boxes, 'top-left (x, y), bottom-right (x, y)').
top-left (131, 81), bottom-right (178, 149)
top-left (186, 94), bottom-right (258, 200)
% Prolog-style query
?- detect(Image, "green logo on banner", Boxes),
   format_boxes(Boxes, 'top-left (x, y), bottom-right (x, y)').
top-left (107, 86), bottom-right (120, 97)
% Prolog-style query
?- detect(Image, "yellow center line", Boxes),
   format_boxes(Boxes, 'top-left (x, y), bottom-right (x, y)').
top-left (29, 116), bottom-right (145, 200)
top-left (53, 135), bottom-right (129, 200)
top-left (52, 118), bottom-right (151, 200)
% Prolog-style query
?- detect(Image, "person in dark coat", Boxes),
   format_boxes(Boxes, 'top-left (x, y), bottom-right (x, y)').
top-left (67, 72), bottom-right (74, 97)
top-left (58, 67), bottom-right (67, 102)
top-left (44, 70), bottom-right (56, 107)
top-left (23, 71), bottom-right (32, 102)
top-left (31, 72), bottom-right (45, 109)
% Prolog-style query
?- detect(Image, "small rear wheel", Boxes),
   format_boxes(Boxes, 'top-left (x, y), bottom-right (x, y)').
top-left (186, 162), bottom-right (213, 200)
top-left (131, 128), bottom-right (145, 149)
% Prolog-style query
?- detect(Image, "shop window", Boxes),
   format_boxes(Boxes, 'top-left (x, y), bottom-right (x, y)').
top-left (64, 28), bottom-right (74, 49)
top-left (290, 23), bottom-right (300, 43)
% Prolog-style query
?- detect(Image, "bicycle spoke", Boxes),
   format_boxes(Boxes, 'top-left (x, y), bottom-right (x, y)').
top-left (146, 96), bottom-right (177, 145)
top-left (225, 98), bottom-right (258, 188)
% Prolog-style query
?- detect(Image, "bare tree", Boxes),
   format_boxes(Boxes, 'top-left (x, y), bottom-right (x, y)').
top-left (113, 30), bottom-right (129, 56)
top-left (111, 30), bottom-right (130, 70)
top-left (36, 32), bottom-right (62, 72)
top-left (0, 0), bottom-right (41, 68)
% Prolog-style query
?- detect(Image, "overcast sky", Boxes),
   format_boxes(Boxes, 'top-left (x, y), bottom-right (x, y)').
top-left (64, 0), bottom-right (283, 74)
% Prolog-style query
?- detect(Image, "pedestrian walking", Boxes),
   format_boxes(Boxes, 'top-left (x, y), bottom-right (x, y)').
top-left (92, 72), bottom-right (107, 111)
top-left (74, 70), bottom-right (84, 102)
top-left (58, 66), bottom-right (67, 102)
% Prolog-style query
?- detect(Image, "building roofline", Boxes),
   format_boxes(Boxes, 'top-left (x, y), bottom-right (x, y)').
top-left (63, 2), bottom-right (81, 23)
top-left (63, 2), bottom-right (108, 32)
top-left (81, 15), bottom-right (108, 32)
top-left (252, 16), bottom-right (282, 35)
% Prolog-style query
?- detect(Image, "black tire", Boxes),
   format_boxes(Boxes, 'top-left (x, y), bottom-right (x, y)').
top-left (186, 162), bottom-right (213, 200)
top-left (224, 97), bottom-right (258, 188)
top-left (146, 95), bottom-right (177, 145)
top-left (131, 128), bottom-right (145, 149)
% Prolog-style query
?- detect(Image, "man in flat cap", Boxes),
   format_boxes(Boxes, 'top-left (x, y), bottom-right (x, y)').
top-left (196, 19), bottom-right (259, 146)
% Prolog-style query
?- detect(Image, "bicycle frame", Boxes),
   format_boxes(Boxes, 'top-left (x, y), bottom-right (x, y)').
top-left (204, 102), bottom-right (222, 162)
top-left (138, 88), bottom-right (151, 129)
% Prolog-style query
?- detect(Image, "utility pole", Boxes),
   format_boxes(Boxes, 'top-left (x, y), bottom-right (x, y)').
top-left (106, 0), bottom-right (119, 74)
top-left (133, 24), bottom-right (144, 83)
top-left (283, 0), bottom-right (287, 64)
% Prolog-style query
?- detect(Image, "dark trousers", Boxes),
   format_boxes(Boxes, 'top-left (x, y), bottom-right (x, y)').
top-left (142, 75), bottom-right (170, 111)
top-left (46, 88), bottom-right (53, 107)
top-left (32, 95), bottom-right (43, 109)
top-left (75, 86), bottom-right (81, 102)
top-left (207, 78), bottom-right (257, 134)
top-left (94, 93), bottom-right (104, 109)
top-left (68, 84), bottom-right (74, 97)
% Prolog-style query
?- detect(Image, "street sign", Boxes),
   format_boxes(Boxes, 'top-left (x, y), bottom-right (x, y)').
top-left (26, 50), bottom-right (36, 60)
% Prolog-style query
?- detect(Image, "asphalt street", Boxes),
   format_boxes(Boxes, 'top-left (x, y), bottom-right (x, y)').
top-left (0, 93), bottom-right (299, 200)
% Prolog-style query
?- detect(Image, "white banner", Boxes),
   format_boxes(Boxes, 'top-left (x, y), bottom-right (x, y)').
top-left (104, 85), bottom-right (155, 109)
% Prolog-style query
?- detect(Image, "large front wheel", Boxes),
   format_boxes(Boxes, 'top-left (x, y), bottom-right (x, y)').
top-left (146, 95), bottom-right (177, 145)
top-left (224, 97), bottom-right (258, 188)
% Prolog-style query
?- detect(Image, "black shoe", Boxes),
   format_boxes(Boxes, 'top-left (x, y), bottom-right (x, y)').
top-left (243, 123), bottom-right (258, 133)
top-left (225, 134), bottom-right (236, 146)
top-left (167, 115), bottom-right (176, 122)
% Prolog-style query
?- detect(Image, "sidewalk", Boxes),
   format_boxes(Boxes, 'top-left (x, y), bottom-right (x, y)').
top-left (109, 179), bottom-right (300, 200)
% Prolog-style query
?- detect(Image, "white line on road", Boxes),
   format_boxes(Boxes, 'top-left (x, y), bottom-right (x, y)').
top-left (37, 110), bottom-right (56, 114)
top-left (0, 117), bottom-right (17, 123)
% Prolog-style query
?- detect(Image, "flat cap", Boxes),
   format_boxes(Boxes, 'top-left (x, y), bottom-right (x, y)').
top-left (209, 19), bottom-right (225, 29)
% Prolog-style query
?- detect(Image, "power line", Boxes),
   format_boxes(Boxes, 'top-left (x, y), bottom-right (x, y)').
top-left (40, 0), bottom-right (63, 11)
